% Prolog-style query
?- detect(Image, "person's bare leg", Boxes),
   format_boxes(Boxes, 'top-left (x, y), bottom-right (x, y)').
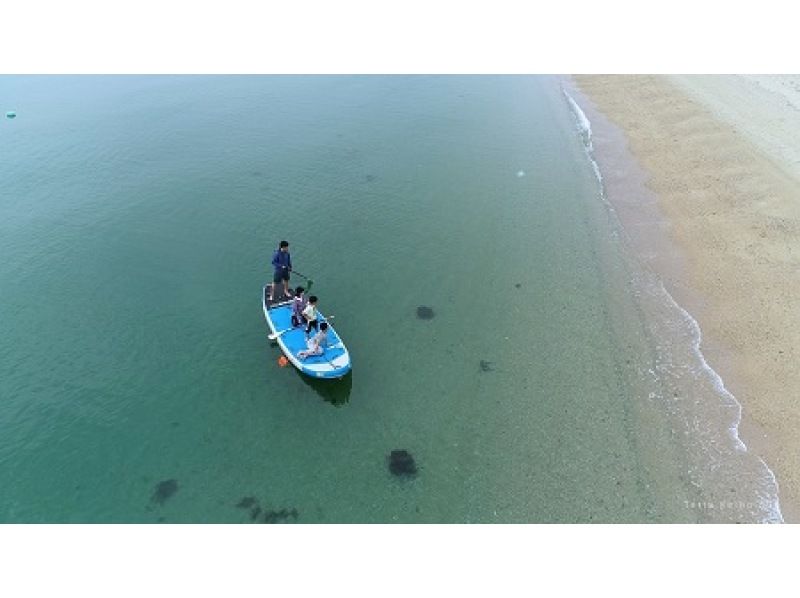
top-left (268, 284), bottom-right (274, 302)
top-left (283, 280), bottom-right (292, 298)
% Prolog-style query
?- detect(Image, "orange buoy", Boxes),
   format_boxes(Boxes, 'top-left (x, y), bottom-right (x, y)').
top-left (278, 355), bottom-right (289, 367)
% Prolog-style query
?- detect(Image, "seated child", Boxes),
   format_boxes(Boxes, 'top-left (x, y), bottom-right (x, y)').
top-left (298, 322), bottom-right (328, 360)
top-left (301, 295), bottom-right (319, 335)
top-left (291, 286), bottom-right (307, 327)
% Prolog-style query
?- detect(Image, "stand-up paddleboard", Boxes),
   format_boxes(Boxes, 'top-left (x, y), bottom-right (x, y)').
top-left (262, 284), bottom-right (351, 379)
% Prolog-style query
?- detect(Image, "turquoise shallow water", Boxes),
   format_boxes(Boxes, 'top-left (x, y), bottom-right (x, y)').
top-left (0, 75), bottom-right (781, 522)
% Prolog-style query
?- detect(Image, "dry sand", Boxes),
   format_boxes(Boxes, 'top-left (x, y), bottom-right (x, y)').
top-left (572, 75), bottom-right (800, 522)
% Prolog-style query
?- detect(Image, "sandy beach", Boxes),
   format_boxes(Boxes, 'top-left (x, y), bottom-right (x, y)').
top-left (572, 75), bottom-right (800, 522)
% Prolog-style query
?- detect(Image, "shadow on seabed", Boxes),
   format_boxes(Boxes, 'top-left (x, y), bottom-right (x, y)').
top-left (295, 369), bottom-right (353, 407)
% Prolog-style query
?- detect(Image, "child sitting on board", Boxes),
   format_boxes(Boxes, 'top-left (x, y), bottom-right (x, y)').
top-left (298, 322), bottom-right (328, 360)
top-left (291, 286), bottom-right (307, 327)
top-left (302, 295), bottom-right (319, 335)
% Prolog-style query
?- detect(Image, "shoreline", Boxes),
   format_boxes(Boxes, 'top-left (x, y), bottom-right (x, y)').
top-left (571, 75), bottom-right (800, 523)
top-left (562, 80), bottom-right (781, 522)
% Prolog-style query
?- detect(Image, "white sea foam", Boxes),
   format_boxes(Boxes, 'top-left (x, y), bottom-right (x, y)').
top-left (562, 86), bottom-right (784, 523)
top-left (563, 90), bottom-right (605, 194)
top-left (564, 92), bottom-right (593, 149)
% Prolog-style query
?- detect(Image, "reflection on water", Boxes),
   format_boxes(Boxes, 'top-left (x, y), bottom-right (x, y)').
top-left (267, 338), bottom-right (353, 406)
top-left (296, 370), bottom-right (353, 407)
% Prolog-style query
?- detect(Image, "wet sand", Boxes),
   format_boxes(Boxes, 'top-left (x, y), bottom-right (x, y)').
top-left (572, 75), bottom-right (800, 522)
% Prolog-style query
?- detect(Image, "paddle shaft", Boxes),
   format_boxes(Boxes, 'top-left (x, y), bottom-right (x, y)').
top-left (289, 270), bottom-right (313, 293)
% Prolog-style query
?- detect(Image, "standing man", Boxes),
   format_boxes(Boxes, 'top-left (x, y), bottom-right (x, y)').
top-left (269, 240), bottom-right (293, 301)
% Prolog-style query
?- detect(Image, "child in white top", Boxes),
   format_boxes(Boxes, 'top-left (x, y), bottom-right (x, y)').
top-left (302, 295), bottom-right (319, 335)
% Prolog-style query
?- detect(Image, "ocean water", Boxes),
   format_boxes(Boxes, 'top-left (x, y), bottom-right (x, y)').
top-left (0, 75), bottom-right (781, 523)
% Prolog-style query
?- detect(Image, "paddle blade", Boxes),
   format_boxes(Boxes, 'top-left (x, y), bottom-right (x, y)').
top-left (268, 328), bottom-right (289, 340)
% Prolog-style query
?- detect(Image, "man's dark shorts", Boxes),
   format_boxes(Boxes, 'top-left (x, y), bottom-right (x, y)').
top-left (273, 268), bottom-right (290, 284)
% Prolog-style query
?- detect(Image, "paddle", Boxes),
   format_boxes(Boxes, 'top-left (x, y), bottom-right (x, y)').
top-left (268, 328), bottom-right (292, 341)
top-left (268, 315), bottom-right (335, 340)
top-left (291, 270), bottom-right (314, 293)
top-left (291, 270), bottom-right (312, 281)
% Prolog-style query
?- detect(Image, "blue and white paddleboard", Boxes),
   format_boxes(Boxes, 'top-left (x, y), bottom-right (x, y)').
top-left (262, 284), bottom-right (351, 379)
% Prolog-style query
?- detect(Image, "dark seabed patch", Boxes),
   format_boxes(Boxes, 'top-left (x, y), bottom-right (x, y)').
top-left (416, 306), bottom-right (435, 320)
top-left (236, 496), bottom-right (257, 509)
top-left (262, 508), bottom-right (299, 524)
top-left (388, 450), bottom-right (418, 477)
top-left (151, 479), bottom-right (178, 505)
top-left (514, 283), bottom-right (522, 289)
top-left (235, 497), bottom-right (298, 523)
top-left (479, 360), bottom-right (494, 372)
top-left (364, 174), bottom-right (375, 183)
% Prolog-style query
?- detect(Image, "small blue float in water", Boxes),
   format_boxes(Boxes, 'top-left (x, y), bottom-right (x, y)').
top-left (5, 111), bottom-right (16, 119)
